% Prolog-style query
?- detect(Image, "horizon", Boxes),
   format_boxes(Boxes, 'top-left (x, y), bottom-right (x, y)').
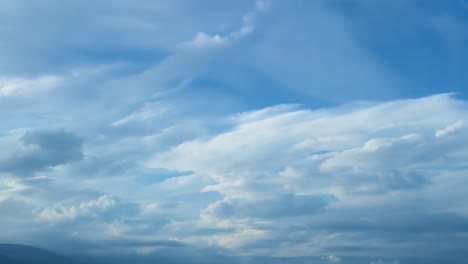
top-left (0, 1), bottom-right (468, 264)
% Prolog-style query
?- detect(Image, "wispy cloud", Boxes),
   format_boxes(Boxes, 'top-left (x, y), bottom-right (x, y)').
top-left (0, 75), bottom-right (62, 97)
top-left (183, 0), bottom-right (270, 47)
top-left (112, 102), bottom-right (171, 127)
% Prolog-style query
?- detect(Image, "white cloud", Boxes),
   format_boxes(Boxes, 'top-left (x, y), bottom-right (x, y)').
top-left (328, 254), bottom-right (341, 263)
top-left (319, 133), bottom-right (424, 171)
top-left (189, 32), bottom-right (226, 46)
top-left (435, 120), bottom-right (465, 137)
top-left (112, 102), bottom-right (171, 127)
top-left (370, 261), bottom-right (399, 264)
top-left (0, 0), bottom-right (466, 261)
top-left (0, 75), bottom-right (62, 97)
top-left (183, 0), bottom-right (270, 47)
top-left (36, 195), bottom-right (137, 222)
top-left (0, 177), bottom-right (26, 199)
top-left (256, 0), bottom-right (270, 12)
top-left (148, 94), bottom-right (465, 187)
top-left (0, 94), bottom-right (467, 260)
top-left (145, 94), bottom-right (468, 256)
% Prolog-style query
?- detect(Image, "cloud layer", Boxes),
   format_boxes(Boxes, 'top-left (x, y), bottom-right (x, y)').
top-left (1, 1), bottom-right (468, 263)
top-left (1, 94), bottom-right (467, 263)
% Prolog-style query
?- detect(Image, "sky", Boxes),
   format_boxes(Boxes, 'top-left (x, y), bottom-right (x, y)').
top-left (0, 0), bottom-right (467, 263)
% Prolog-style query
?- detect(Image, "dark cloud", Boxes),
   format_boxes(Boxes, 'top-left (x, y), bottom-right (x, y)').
top-left (0, 130), bottom-right (83, 176)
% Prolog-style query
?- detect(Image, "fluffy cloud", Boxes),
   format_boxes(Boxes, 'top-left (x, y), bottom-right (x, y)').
top-left (36, 195), bottom-right (139, 222)
top-left (149, 94), bottom-right (466, 193)
top-left (146, 94), bottom-right (468, 257)
top-left (1, 94), bottom-right (468, 262)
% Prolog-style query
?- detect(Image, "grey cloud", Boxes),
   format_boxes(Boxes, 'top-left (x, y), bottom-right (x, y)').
top-left (208, 194), bottom-right (327, 219)
top-left (69, 154), bottom-right (137, 178)
top-left (21, 231), bottom-right (187, 256)
top-left (316, 211), bottom-right (468, 234)
top-left (0, 130), bottom-right (83, 176)
top-left (0, 199), bottom-right (32, 222)
top-left (115, 218), bottom-right (171, 236)
top-left (103, 239), bottom-right (186, 249)
top-left (337, 170), bottom-right (430, 194)
top-left (289, 206), bottom-right (468, 261)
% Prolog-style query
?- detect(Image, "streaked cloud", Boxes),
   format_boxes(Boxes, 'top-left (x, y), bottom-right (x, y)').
top-left (0, 75), bottom-right (62, 97)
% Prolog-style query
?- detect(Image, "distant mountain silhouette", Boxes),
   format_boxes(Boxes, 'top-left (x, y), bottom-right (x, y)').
top-left (0, 244), bottom-right (75, 264)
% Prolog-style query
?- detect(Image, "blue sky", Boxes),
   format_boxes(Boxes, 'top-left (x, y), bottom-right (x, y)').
top-left (0, 1), bottom-right (467, 263)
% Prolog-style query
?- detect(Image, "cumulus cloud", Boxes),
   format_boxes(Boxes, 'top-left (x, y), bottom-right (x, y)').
top-left (36, 195), bottom-right (139, 222)
top-left (318, 133), bottom-right (431, 192)
top-left (1, 94), bottom-right (467, 261)
top-left (145, 94), bottom-right (468, 257)
top-left (148, 94), bottom-right (466, 194)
